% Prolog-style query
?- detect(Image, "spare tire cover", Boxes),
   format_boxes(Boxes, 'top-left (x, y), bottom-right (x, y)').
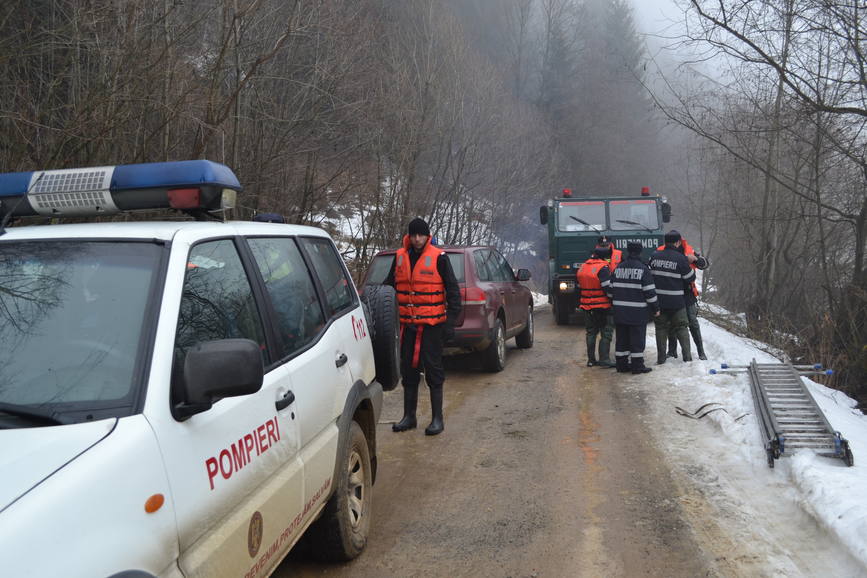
top-left (361, 284), bottom-right (400, 391)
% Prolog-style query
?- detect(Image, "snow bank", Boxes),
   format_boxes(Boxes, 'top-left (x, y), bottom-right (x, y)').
top-left (637, 313), bottom-right (867, 570)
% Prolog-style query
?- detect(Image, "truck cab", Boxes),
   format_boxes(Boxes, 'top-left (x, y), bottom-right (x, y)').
top-left (539, 187), bottom-right (671, 325)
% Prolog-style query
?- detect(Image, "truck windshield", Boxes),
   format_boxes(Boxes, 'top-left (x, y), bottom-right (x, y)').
top-left (609, 199), bottom-right (659, 231)
top-left (0, 241), bottom-right (161, 423)
top-left (557, 201), bottom-right (605, 232)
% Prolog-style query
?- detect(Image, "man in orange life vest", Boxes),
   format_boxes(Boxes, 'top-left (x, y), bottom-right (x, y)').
top-left (384, 217), bottom-right (462, 436)
top-left (577, 246), bottom-right (615, 367)
top-left (596, 235), bottom-right (622, 269)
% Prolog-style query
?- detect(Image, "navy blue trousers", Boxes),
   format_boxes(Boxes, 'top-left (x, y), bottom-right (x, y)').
top-left (614, 323), bottom-right (648, 371)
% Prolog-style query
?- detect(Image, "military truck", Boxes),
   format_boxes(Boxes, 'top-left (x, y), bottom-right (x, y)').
top-left (539, 187), bottom-right (672, 324)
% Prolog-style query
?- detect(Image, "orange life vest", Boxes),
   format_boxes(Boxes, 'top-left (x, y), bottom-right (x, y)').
top-left (394, 236), bottom-right (447, 326)
top-left (577, 258), bottom-right (611, 310)
top-left (657, 239), bottom-right (699, 296)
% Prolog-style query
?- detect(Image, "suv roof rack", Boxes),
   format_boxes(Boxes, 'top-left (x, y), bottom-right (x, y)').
top-left (0, 160), bottom-right (241, 232)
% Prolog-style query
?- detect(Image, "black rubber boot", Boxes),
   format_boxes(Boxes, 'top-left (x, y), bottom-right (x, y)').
top-left (631, 357), bottom-right (652, 374)
top-left (392, 383), bottom-right (418, 432)
top-left (425, 386), bottom-right (444, 436)
top-left (691, 327), bottom-right (708, 360)
top-left (667, 334), bottom-right (678, 358)
top-left (615, 356), bottom-right (630, 373)
top-left (586, 344), bottom-right (597, 367)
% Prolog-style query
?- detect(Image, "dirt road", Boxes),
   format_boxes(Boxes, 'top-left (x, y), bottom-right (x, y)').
top-left (274, 308), bottom-right (741, 577)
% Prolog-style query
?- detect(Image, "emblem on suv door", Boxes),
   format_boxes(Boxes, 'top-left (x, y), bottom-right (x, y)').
top-left (248, 511), bottom-right (264, 557)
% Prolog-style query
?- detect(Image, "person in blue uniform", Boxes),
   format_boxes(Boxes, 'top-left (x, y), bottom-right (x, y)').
top-left (649, 230), bottom-right (696, 364)
top-left (607, 241), bottom-right (659, 373)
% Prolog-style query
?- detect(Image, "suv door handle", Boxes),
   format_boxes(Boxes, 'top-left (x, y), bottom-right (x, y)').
top-left (335, 353), bottom-right (348, 367)
top-left (276, 390), bottom-right (295, 411)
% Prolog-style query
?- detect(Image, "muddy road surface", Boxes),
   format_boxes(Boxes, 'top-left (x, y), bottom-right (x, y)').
top-left (275, 308), bottom-right (849, 577)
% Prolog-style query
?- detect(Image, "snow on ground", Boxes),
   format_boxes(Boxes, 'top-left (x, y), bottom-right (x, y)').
top-left (612, 312), bottom-right (867, 575)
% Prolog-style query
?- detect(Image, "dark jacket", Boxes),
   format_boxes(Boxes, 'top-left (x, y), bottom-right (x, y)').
top-left (657, 240), bottom-right (709, 306)
top-left (649, 246), bottom-right (695, 310)
top-left (607, 255), bottom-right (659, 325)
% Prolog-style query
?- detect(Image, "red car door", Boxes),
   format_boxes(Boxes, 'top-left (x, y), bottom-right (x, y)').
top-left (490, 249), bottom-right (523, 334)
top-left (472, 249), bottom-right (503, 330)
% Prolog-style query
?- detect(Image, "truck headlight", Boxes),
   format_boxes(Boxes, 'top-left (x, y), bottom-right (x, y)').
top-left (559, 282), bottom-right (568, 292)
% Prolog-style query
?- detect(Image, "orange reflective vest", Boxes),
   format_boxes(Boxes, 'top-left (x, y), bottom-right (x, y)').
top-left (656, 239), bottom-right (699, 297)
top-left (395, 237), bottom-right (447, 325)
top-left (577, 258), bottom-right (612, 310)
top-left (608, 248), bottom-right (623, 269)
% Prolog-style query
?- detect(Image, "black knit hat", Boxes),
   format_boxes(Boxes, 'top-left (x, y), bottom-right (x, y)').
top-left (408, 217), bottom-right (431, 237)
top-left (627, 241), bottom-right (643, 255)
top-left (593, 245), bottom-right (612, 259)
top-left (664, 229), bottom-right (681, 244)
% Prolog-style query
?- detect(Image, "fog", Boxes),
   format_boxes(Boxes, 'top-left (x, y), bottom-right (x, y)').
top-left (0, 0), bottom-right (863, 400)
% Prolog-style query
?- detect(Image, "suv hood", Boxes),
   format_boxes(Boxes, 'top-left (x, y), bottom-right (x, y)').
top-left (0, 419), bottom-right (117, 512)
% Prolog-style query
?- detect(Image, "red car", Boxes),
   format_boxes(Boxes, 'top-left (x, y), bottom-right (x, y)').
top-left (360, 245), bottom-right (534, 371)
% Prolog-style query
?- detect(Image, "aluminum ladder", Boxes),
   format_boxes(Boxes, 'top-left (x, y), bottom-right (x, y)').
top-left (713, 359), bottom-right (853, 468)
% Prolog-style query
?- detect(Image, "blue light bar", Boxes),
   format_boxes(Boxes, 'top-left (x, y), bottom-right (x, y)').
top-left (111, 160), bottom-right (241, 192)
top-left (0, 160), bottom-right (241, 218)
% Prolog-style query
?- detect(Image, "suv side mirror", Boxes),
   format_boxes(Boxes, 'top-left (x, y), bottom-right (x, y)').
top-left (516, 268), bottom-right (531, 281)
top-left (174, 338), bottom-right (264, 420)
top-left (539, 206), bottom-right (548, 225)
top-left (661, 202), bottom-right (672, 223)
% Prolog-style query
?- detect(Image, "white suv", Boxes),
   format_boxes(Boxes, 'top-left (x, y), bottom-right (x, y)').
top-left (0, 161), bottom-right (400, 577)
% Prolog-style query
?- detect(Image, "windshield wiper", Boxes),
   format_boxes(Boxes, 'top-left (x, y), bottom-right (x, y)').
top-left (615, 219), bottom-right (655, 233)
top-left (0, 402), bottom-right (65, 426)
top-left (569, 215), bottom-right (602, 234)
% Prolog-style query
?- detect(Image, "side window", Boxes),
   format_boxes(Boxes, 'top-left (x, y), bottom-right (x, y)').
top-left (492, 250), bottom-right (516, 282)
top-left (446, 252), bottom-right (466, 283)
top-left (248, 237), bottom-right (326, 358)
top-left (474, 250), bottom-right (492, 282)
top-left (299, 237), bottom-right (356, 316)
top-left (175, 239), bottom-right (266, 359)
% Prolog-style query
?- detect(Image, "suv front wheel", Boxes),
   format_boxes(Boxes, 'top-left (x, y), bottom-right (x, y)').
top-left (307, 421), bottom-right (372, 561)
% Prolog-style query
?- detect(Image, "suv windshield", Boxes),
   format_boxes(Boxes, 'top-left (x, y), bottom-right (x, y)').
top-left (609, 199), bottom-right (659, 231)
top-left (0, 241), bottom-right (162, 423)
